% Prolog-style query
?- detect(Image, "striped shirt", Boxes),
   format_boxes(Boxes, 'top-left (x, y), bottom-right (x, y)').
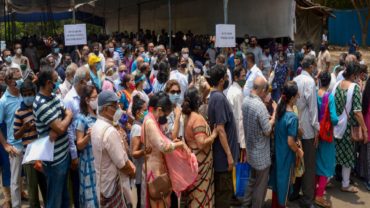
top-left (33, 93), bottom-right (69, 166)
top-left (13, 102), bottom-right (38, 153)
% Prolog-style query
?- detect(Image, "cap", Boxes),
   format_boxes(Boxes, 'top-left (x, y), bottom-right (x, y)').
top-left (98, 90), bottom-right (119, 107)
top-left (10, 63), bottom-right (20, 70)
top-left (88, 54), bottom-right (101, 66)
top-left (235, 51), bottom-right (243, 60)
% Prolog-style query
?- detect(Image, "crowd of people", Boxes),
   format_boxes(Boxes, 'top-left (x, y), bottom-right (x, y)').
top-left (0, 31), bottom-right (369, 208)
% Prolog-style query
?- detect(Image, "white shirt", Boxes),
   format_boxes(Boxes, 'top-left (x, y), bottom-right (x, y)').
top-left (169, 69), bottom-right (188, 104)
top-left (59, 79), bottom-right (72, 99)
top-left (243, 64), bottom-right (265, 97)
top-left (223, 68), bottom-right (232, 95)
top-left (293, 70), bottom-right (320, 139)
top-left (226, 82), bottom-right (246, 148)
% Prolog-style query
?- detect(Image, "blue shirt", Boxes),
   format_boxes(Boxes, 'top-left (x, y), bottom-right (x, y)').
top-left (0, 90), bottom-right (22, 150)
top-left (63, 87), bottom-right (80, 159)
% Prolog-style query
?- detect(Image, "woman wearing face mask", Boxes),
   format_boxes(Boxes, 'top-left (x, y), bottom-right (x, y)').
top-left (76, 85), bottom-right (99, 207)
top-left (118, 74), bottom-right (135, 111)
top-left (182, 86), bottom-right (218, 207)
top-left (152, 61), bottom-right (170, 94)
top-left (164, 80), bottom-right (184, 140)
top-left (271, 54), bottom-right (289, 102)
top-left (130, 95), bottom-right (150, 208)
top-left (102, 65), bottom-right (118, 92)
top-left (333, 62), bottom-right (368, 193)
top-left (142, 92), bottom-right (196, 208)
top-left (131, 74), bottom-right (150, 106)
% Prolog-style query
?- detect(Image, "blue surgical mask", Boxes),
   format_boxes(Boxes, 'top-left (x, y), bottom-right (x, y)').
top-left (5, 56), bottom-right (12, 63)
top-left (169, 93), bottom-right (180, 105)
top-left (96, 62), bottom-right (102, 71)
top-left (23, 96), bottom-right (35, 107)
top-left (53, 81), bottom-right (60, 93)
top-left (16, 79), bottom-right (24, 90)
top-left (53, 48), bottom-right (60, 54)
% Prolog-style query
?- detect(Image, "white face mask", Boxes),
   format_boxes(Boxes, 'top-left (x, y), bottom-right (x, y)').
top-left (113, 107), bottom-right (124, 125)
top-left (87, 80), bottom-right (92, 85)
top-left (16, 48), bottom-right (22, 55)
top-left (109, 48), bottom-right (114, 53)
top-left (182, 54), bottom-right (189, 59)
top-left (89, 99), bottom-right (98, 110)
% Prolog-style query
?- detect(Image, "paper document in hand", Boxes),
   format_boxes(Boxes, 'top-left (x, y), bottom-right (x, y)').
top-left (22, 136), bottom-right (54, 164)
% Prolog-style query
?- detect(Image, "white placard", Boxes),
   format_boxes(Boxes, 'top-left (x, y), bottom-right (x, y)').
top-left (64, 24), bottom-right (87, 46)
top-left (22, 136), bottom-right (54, 164)
top-left (215, 24), bottom-right (235, 48)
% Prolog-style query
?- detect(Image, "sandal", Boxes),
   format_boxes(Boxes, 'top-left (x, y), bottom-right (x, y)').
top-left (315, 197), bottom-right (331, 208)
top-left (340, 185), bottom-right (358, 193)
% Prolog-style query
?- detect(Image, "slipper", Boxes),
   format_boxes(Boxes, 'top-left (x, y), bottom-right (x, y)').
top-left (340, 185), bottom-right (358, 193)
top-left (315, 197), bottom-right (331, 208)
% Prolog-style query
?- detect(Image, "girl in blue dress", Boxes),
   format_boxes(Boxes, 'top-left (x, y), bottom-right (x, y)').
top-left (271, 81), bottom-right (304, 208)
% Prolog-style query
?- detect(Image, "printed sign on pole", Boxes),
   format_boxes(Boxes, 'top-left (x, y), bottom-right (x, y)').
top-left (64, 24), bottom-right (87, 46)
top-left (215, 24), bottom-right (235, 48)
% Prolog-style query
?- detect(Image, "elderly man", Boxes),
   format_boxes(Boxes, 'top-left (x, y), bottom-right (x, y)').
top-left (242, 76), bottom-right (276, 208)
top-left (91, 90), bottom-right (135, 205)
top-left (181, 47), bottom-right (195, 73)
top-left (59, 63), bottom-right (77, 99)
top-left (12, 43), bottom-right (31, 71)
top-left (0, 67), bottom-right (23, 208)
top-left (33, 66), bottom-right (73, 207)
top-left (292, 55), bottom-right (320, 208)
top-left (63, 66), bottom-right (91, 208)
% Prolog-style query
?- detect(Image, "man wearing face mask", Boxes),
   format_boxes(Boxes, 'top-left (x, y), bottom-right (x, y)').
top-left (317, 42), bottom-right (331, 76)
top-left (181, 47), bottom-right (195, 73)
top-left (63, 66), bottom-right (91, 208)
top-left (60, 63), bottom-right (77, 99)
top-left (226, 66), bottom-right (247, 161)
top-left (0, 67), bottom-right (23, 208)
top-left (34, 66), bottom-right (73, 207)
top-left (12, 43), bottom-right (31, 71)
top-left (91, 90), bottom-right (135, 205)
top-left (46, 44), bottom-right (62, 69)
top-left (208, 64), bottom-right (239, 208)
top-left (243, 52), bottom-right (265, 97)
top-left (242, 77), bottom-right (277, 208)
top-left (169, 54), bottom-right (188, 104)
top-left (2, 49), bottom-right (13, 67)
top-left (56, 53), bottom-right (72, 82)
top-left (91, 42), bottom-right (106, 72)
top-left (240, 34), bottom-right (250, 54)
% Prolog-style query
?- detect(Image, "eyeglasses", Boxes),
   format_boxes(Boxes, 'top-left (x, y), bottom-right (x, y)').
top-left (169, 90), bottom-right (181, 94)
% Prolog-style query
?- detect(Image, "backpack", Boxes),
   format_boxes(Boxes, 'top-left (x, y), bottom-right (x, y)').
top-left (319, 92), bottom-right (333, 143)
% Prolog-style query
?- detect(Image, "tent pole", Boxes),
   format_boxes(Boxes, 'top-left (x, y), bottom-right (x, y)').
top-left (118, 0), bottom-right (121, 32)
top-left (168, 0), bottom-right (171, 50)
top-left (72, 0), bottom-right (76, 24)
top-left (223, 0), bottom-right (228, 24)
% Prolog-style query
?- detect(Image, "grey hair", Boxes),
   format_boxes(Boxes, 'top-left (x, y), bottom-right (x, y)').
top-left (66, 63), bottom-right (78, 78)
top-left (73, 66), bottom-right (89, 85)
top-left (301, 54), bottom-right (316, 69)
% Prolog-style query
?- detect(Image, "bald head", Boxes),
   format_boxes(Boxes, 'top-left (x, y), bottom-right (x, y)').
top-left (253, 76), bottom-right (267, 91)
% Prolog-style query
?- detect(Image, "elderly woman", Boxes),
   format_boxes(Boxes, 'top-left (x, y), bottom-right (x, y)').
top-left (182, 86), bottom-right (218, 207)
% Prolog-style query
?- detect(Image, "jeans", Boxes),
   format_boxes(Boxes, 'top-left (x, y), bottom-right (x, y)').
top-left (0, 144), bottom-right (11, 187)
top-left (43, 155), bottom-right (70, 208)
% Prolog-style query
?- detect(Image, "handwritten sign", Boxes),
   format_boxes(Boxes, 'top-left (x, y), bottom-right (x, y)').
top-left (215, 24), bottom-right (235, 48)
top-left (64, 24), bottom-right (87, 46)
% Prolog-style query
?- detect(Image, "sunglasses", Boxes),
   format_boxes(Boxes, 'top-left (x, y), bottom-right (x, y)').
top-left (169, 90), bottom-right (181, 94)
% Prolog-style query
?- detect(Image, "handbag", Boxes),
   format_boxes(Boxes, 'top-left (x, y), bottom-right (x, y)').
top-left (143, 120), bottom-right (172, 202)
top-left (99, 126), bottom-right (125, 208)
top-left (344, 106), bottom-right (363, 142)
top-left (235, 162), bottom-right (251, 197)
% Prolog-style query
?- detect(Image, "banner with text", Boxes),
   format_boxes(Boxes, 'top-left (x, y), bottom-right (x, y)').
top-left (64, 24), bottom-right (87, 46)
top-left (215, 24), bottom-right (235, 48)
